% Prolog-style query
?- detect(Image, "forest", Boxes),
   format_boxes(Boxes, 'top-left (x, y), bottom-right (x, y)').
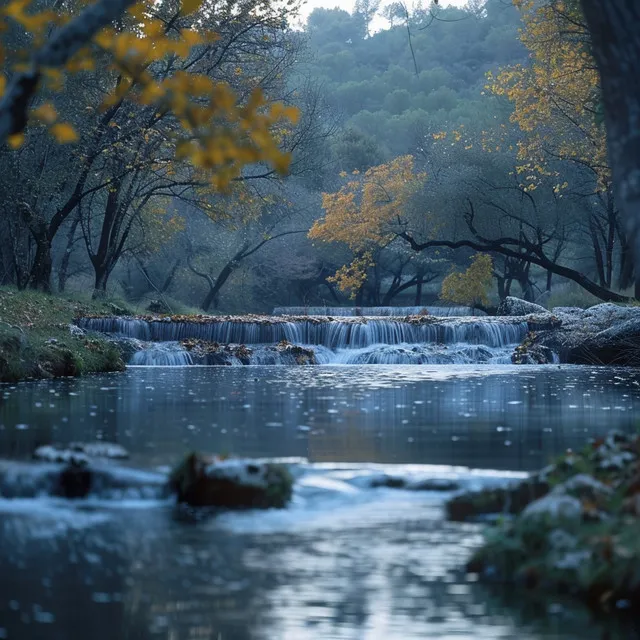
top-left (1, 0), bottom-right (635, 315)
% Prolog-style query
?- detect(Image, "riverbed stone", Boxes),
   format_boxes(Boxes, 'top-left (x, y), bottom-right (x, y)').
top-left (169, 453), bottom-right (293, 509)
top-left (459, 430), bottom-right (640, 614)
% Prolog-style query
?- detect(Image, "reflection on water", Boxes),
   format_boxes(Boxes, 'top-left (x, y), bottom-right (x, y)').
top-left (1, 365), bottom-right (640, 639)
top-left (2, 365), bottom-right (640, 470)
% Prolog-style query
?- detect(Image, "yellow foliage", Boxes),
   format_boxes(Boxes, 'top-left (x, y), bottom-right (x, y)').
top-left (0, 0), bottom-right (299, 191)
top-left (310, 155), bottom-right (425, 252)
top-left (310, 155), bottom-right (426, 290)
top-left (487, 0), bottom-right (608, 191)
top-left (441, 254), bottom-right (493, 307)
top-left (328, 253), bottom-right (375, 298)
top-left (50, 122), bottom-right (78, 143)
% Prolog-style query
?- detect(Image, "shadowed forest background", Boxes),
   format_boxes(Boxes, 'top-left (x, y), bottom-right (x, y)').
top-left (1, 0), bottom-right (631, 314)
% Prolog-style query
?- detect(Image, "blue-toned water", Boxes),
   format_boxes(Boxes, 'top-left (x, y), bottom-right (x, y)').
top-left (1, 365), bottom-right (639, 639)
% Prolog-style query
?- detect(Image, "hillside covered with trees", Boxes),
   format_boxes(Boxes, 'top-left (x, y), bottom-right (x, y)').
top-left (0, 0), bottom-right (636, 313)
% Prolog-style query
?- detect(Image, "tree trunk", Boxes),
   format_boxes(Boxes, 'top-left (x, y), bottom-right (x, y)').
top-left (92, 265), bottom-right (110, 299)
top-left (58, 212), bottom-right (81, 293)
top-left (414, 279), bottom-right (423, 306)
top-left (28, 239), bottom-right (53, 293)
top-left (580, 0), bottom-right (640, 296)
top-left (161, 259), bottom-right (181, 294)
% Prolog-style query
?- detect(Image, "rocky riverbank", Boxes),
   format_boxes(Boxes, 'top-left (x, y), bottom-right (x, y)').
top-left (448, 430), bottom-right (640, 614)
top-left (499, 297), bottom-right (640, 366)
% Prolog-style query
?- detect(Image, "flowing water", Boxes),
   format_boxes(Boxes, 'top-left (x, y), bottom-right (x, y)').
top-left (2, 365), bottom-right (640, 639)
top-left (79, 315), bottom-right (531, 365)
top-left (271, 305), bottom-right (484, 316)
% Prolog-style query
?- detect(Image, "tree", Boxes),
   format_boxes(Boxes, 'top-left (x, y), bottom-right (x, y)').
top-left (488, 0), bottom-right (638, 293)
top-left (0, 0), bottom-right (301, 292)
top-left (579, 1), bottom-right (640, 297)
top-left (354, 0), bottom-right (381, 38)
top-left (441, 253), bottom-right (493, 309)
top-left (308, 155), bottom-right (426, 296)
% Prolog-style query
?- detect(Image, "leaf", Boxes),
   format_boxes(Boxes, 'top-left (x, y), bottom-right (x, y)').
top-left (7, 133), bottom-right (24, 149)
top-left (181, 0), bottom-right (204, 15)
top-left (50, 123), bottom-right (79, 144)
top-left (33, 103), bottom-right (58, 125)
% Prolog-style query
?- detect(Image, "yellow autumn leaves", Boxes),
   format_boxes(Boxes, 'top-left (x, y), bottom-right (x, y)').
top-left (487, 0), bottom-right (607, 192)
top-left (309, 155), bottom-right (425, 295)
top-left (441, 254), bottom-right (493, 308)
top-left (1, 0), bottom-right (300, 190)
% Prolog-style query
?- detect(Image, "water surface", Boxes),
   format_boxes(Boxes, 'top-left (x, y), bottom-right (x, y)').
top-left (1, 365), bottom-right (640, 640)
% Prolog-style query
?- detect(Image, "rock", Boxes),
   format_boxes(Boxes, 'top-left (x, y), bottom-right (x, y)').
top-left (517, 302), bottom-right (640, 366)
top-left (497, 297), bottom-right (548, 316)
top-left (553, 474), bottom-right (613, 502)
top-left (34, 442), bottom-right (129, 463)
top-left (169, 453), bottom-right (293, 509)
top-left (369, 476), bottom-right (458, 491)
top-left (512, 333), bottom-right (557, 364)
top-left (370, 476), bottom-right (407, 489)
top-left (409, 478), bottom-right (459, 492)
top-left (446, 479), bottom-right (549, 522)
top-left (521, 494), bottom-right (582, 523)
top-left (55, 463), bottom-right (93, 499)
top-left (69, 323), bottom-right (86, 337)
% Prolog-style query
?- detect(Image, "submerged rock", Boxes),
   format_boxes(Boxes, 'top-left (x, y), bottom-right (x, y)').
top-left (34, 442), bottom-right (129, 463)
top-left (446, 478), bottom-right (549, 522)
top-left (169, 453), bottom-right (293, 509)
top-left (370, 475), bottom-right (459, 491)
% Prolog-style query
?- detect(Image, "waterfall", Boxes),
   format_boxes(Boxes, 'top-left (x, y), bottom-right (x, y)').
top-left (328, 344), bottom-right (513, 365)
top-left (79, 317), bottom-right (527, 349)
top-left (78, 315), bottom-right (532, 366)
top-left (130, 342), bottom-right (193, 366)
top-left (272, 306), bottom-right (484, 317)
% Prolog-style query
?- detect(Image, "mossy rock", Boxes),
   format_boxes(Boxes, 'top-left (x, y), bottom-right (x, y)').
top-left (446, 479), bottom-right (550, 522)
top-left (460, 430), bottom-right (640, 615)
top-left (169, 453), bottom-right (293, 509)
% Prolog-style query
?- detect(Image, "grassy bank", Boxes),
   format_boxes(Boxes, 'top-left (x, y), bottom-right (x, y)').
top-left (0, 288), bottom-right (128, 383)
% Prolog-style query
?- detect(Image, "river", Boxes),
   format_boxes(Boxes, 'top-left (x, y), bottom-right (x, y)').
top-left (2, 365), bottom-right (640, 639)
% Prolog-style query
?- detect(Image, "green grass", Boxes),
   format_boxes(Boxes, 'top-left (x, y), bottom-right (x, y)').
top-left (0, 287), bottom-right (127, 383)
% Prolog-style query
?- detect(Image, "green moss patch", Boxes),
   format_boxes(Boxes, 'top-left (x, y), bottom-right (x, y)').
top-left (0, 288), bottom-right (126, 382)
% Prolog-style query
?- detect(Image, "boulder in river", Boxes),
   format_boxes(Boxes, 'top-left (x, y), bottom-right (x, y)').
top-left (169, 453), bottom-right (293, 509)
top-left (497, 297), bottom-right (549, 316)
top-left (510, 300), bottom-right (640, 365)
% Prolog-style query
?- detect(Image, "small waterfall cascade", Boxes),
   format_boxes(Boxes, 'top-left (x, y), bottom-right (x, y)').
top-left (78, 315), bottom-right (530, 366)
top-left (272, 306), bottom-right (485, 317)
top-left (130, 342), bottom-right (193, 366)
